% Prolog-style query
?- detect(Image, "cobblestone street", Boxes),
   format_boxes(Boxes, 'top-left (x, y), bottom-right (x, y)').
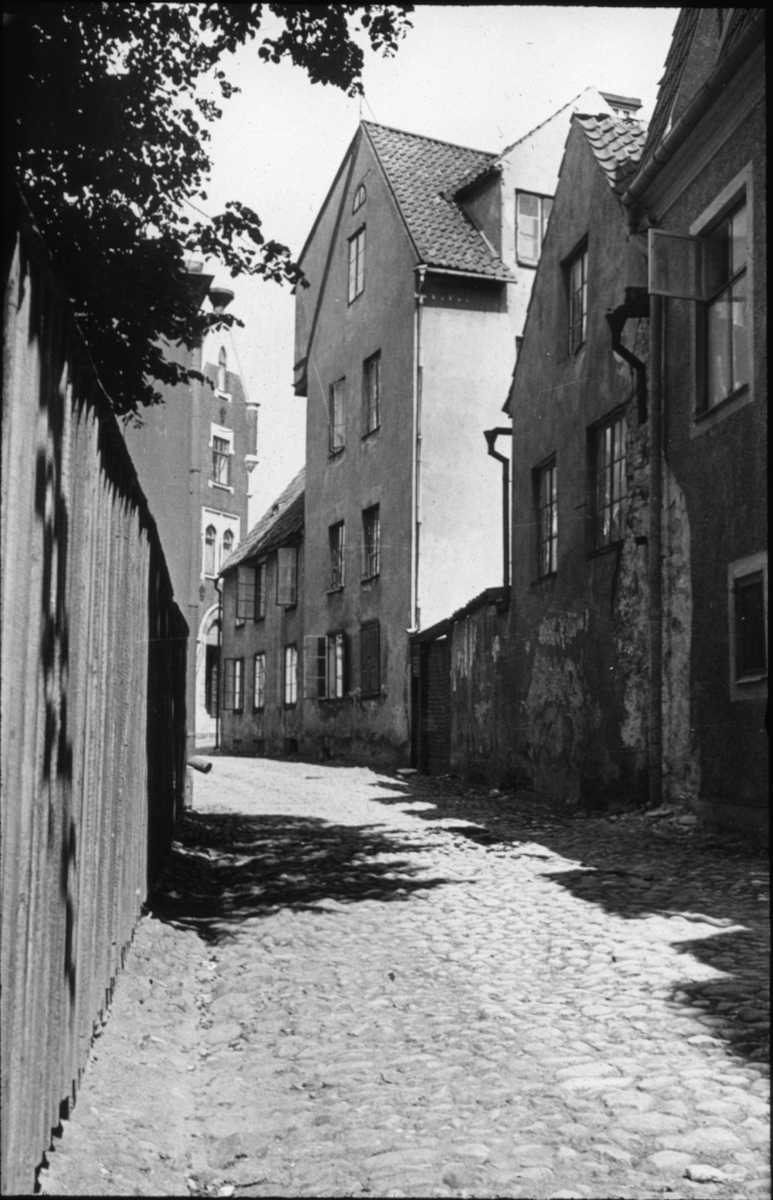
top-left (38, 758), bottom-right (769, 1199)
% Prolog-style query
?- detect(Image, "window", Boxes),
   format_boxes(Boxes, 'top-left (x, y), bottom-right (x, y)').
top-left (253, 652), bottom-right (266, 710)
top-left (329, 378), bottom-right (345, 453)
top-left (236, 565), bottom-right (255, 621)
top-left (593, 413), bottom-right (627, 549)
top-left (223, 658), bottom-right (244, 712)
top-left (307, 632), bottom-right (347, 700)
top-left (701, 200), bottom-right (748, 411)
top-left (284, 644), bottom-right (298, 705)
top-left (516, 191), bottom-right (553, 266)
top-left (217, 345), bottom-right (227, 393)
top-left (360, 621), bottom-right (381, 696)
top-left (329, 521), bottom-right (345, 590)
top-left (223, 529), bottom-right (234, 561)
top-left (728, 553), bottom-right (767, 700)
top-left (535, 461), bottom-right (557, 578)
top-left (255, 560), bottom-right (267, 619)
top-left (204, 525), bottom-right (216, 576)
top-left (212, 436), bottom-right (231, 486)
top-left (362, 352), bottom-right (381, 434)
top-left (348, 227), bottom-right (365, 302)
top-left (277, 545), bottom-right (298, 607)
top-left (567, 242), bottom-right (588, 353)
top-left (353, 183), bottom-right (366, 213)
top-left (362, 505), bottom-right (380, 579)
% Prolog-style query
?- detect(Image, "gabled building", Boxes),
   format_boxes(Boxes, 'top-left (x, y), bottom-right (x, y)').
top-left (622, 8), bottom-right (767, 840)
top-left (122, 270), bottom-right (257, 754)
top-left (505, 113), bottom-right (651, 805)
top-left (292, 94), bottom-right (635, 765)
top-left (218, 470), bottom-right (305, 756)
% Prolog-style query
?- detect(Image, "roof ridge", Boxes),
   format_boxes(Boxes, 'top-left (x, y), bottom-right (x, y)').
top-left (361, 119), bottom-right (496, 159)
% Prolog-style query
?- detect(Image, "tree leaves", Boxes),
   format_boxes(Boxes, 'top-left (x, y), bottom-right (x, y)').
top-left (12, 3), bottom-right (413, 414)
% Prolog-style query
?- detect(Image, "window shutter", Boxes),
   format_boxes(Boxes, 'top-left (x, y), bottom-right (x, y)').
top-left (361, 622), bottom-right (380, 695)
top-left (236, 566), bottom-right (256, 620)
top-left (304, 636), bottom-right (326, 698)
top-left (276, 546), bottom-right (297, 606)
top-left (648, 228), bottom-right (707, 300)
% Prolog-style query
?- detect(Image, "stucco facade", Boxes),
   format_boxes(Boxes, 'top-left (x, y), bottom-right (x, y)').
top-left (505, 116), bottom-right (652, 806)
top-left (626, 8), bottom-right (767, 839)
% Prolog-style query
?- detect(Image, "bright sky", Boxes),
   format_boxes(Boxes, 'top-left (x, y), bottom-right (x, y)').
top-left (198, 5), bottom-right (679, 525)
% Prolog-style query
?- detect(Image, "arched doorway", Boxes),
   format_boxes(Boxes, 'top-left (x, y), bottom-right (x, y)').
top-left (195, 605), bottom-right (220, 747)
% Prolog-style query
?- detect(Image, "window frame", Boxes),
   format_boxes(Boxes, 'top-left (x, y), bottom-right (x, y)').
top-left (329, 377), bottom-right (346, 454)
top-left (362, 504), bottom-right (381, 581)
top-left (515, 190), bottom-right (554, 267)
top-left (236, 565), bottom-right (256, 622)
top-left (253, 651), bottom-right (266, 711)
top-left (352, 183), bottom-right (366, 213)
top-left (566, 240), bottom-right (589, 354)
top-left (276, 545), bottom-right (298, 608)
top-left (534, 459), bottom-right (557, 579)
top-left (728, 552), bottom-right (768, 702)
top-left (283, 644), bottom-right (298, 707)
top-left (209, 423), bottom-right (234, 491)
top-left (360, 620), bottom-right (381, 697)
top-left (329, 520), bottom-right (345, 591)
top-left (222, 657), bottom-right (244, 713)
top-left (204, 524), bottom-right (217, 577)
top-left (348, 226), bottom-right (366, 303)
top-left (255, 559), bottom-right (267, 620)
top-left (590, 410), bottom-right (628, 552)
top-left (362, 351), bottom-right (381, 435)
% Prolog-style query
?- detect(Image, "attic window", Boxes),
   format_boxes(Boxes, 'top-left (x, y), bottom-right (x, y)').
top-left (516, 192), bottom-right (553, 267)
top-left (353, 183), bottom-right (366, 213)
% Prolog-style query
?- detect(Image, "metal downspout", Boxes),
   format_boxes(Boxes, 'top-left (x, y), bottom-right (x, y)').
top-left (411, 266), bottom-right (426, 631)
top-left (648, 294), bottom-right (664, 809)
top-left (214, 576), bottom-right (223, 751)
top-left (484, 427), bottom-right (513, 595)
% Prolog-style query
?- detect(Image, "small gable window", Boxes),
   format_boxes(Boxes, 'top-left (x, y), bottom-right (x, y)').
top-left (516, 191), bottom-right (553, 267)
top-left (567, 241), bottom-right (589, 353)
top-left (353, 183), bottom-right (366, 213)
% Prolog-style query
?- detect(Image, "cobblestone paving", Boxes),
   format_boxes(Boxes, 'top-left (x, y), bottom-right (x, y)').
top-left (38, 759), bottom-right (770, 1199)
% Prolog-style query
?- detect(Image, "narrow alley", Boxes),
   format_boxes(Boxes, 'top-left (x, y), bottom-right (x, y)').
top-left (37, 759), bottom-right (769, 1200)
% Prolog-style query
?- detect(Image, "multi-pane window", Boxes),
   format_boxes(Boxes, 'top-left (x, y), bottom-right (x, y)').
top-left (568, 243), bottom-right (588, 352)
top-left (255, 560), bottom-right (267, 619)
top-left (329, 378), bottom-right (345, 452)
top-left (329, 521), bottom-right (345, 589)
top-left (348, 227), bottom-right (366, 302)
top-left (223, 529), bottom-right (234, 561)
top-left (204, 525), bottom-right (216, 576)
top-left (362, 505), bottom-right (380, 579)
top-left (360, 621), bottom-right (381, 696)
top-left (702, 200), bottom-right (748, 410)
top-left (277, 545), bottom-right (298, 607)
top-left (594, 413), bottom-right (627, 548)
top-left (284, 644), bottom-right (298, 705)
top-left (236, 565), bottom-right (255, 621)
top-left (223, 658), bottom-right (244, 712)
top-left (352, 183), bottom-right (366, 213)
top-left (516, 191), bottom-right (553, 265)
top-left (212, 435), bottom-right (231, 486)
top-left (308, 633), bottom-right (347, 700)
top-left (253, 652), bottom-right (266, 710)
top-left (362, 352), bottom-right (381, 434)
top-left (536, 462), bottom-right (557, 578)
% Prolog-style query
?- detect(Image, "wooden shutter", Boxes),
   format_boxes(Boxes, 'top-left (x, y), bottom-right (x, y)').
top-left (360, 622), bottom-right (380, 696)
top-left (304, 636), bottom-right (326, 698)
top-left (276, 546), bottom-right (297, 606)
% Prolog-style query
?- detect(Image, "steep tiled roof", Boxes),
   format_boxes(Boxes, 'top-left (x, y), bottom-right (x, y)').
top-left (363, 122), bottom-right (513, 279)
top-left (220, 468), bottom-right (304, 575)
top-left (642, 7), bottom-right (701, 157)
top-left (575, 115), bottom-right (648, 198)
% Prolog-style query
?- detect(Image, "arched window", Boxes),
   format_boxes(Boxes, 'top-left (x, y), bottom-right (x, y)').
top-left (204, 525), bottom-right (216, 576)
top-left (222, 529), bottom-right (234, 564)
top-left (217, 346), bottom-right (227, 392)
top-left (353, 183), bottom-right (366, 213)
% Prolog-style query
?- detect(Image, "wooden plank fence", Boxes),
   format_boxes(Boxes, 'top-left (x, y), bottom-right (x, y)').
top-left (1, 190), bottom-right (188, 1195)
